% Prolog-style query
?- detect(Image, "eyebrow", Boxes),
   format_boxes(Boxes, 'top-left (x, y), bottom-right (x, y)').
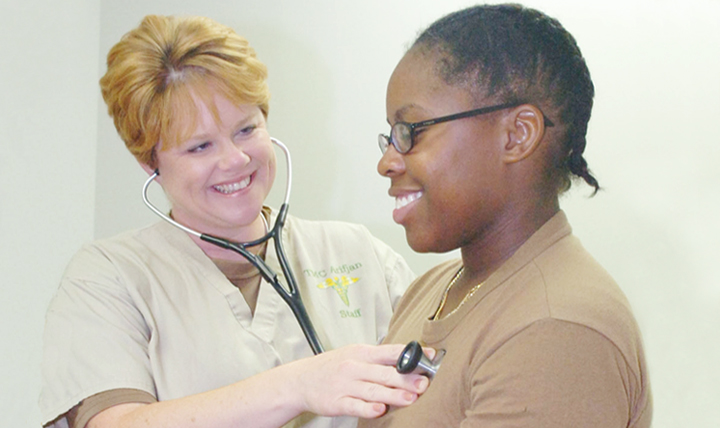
top-left (391, 103), bottom-right (428, 124)
top-left (187, 110), bottom-right (260, 142)
top-left (230, 115), bottom-right (258, 134)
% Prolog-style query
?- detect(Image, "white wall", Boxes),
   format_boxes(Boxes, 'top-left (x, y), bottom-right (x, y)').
top-left (0, 0), bottom-right (100, 426)
top-left (3, 0), bottom-right (718, 426)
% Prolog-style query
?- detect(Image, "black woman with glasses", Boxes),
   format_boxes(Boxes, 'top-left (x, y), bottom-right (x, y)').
top-left (361, 4), bottom-right (651, 428)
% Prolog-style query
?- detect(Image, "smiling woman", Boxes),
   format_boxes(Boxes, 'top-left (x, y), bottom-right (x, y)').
top-left (38, 14), bottom-right (426, 428)
top-left (360, 4), bottom-right (652, 428)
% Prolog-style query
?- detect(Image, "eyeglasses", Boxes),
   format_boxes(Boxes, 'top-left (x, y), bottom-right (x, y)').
top-left (378, 102), bottom-right (554, 154)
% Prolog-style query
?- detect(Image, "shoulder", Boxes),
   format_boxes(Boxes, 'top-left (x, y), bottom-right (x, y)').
top-left (504, 222), bottom-right (650, 407)
top-left (497, 212), bottom-right (642, 355)
top-left (64, 222), bottom-right (198, 278)
top-left (52, 222), bottom-right (212, 316)
top-left (529, 231), bottom-right (643, 353)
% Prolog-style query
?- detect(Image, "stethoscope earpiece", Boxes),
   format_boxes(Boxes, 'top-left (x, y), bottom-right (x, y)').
top-left (396, 341), bottom-right (445, 379)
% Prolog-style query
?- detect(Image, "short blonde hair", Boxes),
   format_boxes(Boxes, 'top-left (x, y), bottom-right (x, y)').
top-left (100, 15), bottom-right (270, 166)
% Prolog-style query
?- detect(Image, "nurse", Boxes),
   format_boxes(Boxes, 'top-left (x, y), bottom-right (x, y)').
top-left (361, 4), bottom-right (651, 428)
top-left (39, 15), bottom-right (426, 428)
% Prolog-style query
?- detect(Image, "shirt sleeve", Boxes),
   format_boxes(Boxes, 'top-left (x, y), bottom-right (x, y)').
top-left (40, 245), bottom-right (157, 426)
top-left (67, 389), bottom-right (157, 428)
top-left (463, 318), bottom-right (642, 428)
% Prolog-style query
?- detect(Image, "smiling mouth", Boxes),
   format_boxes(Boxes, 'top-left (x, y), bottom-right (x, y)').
top-left (213, 176), bottom-right (251, 194)
top-left (395, 191), bottom-right (423, 209)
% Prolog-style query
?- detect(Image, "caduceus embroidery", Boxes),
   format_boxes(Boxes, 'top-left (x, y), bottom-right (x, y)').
top-left (317, 276), bottom-right (359, 306)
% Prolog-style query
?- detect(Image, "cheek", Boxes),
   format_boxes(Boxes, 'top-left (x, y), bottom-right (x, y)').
top-left (156, 157), bottom-right (208, 202)
top-left (268, 150), bottom-right (277, 180)
top-left (426, 149), bottom-right (469, 197)
top-left (260, 146), bottom-right (277, 191)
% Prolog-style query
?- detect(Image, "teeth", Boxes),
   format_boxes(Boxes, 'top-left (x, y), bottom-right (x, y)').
top-left (396, 191), bottom-right (423, 209)
top-left (214, 176), bottom-right (251, 194)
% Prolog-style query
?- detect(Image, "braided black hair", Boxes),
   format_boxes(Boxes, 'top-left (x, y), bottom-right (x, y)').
top-left (413, 3), bottom-right (600, 194)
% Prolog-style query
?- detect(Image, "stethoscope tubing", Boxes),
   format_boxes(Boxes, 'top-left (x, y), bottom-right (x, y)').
top-left (142, 137), bottom-right (324, 355)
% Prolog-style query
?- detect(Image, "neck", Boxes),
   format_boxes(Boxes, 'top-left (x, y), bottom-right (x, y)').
top-left (460, 199), bottom-right (558, 283)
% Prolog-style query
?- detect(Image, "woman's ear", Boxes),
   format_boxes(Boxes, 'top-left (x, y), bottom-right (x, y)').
top-left (138, 161), bottom-right (161, 184)
top-left (503, 105), bottom-right (547, 164)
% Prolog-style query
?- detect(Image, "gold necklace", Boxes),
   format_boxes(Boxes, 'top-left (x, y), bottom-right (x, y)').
top-left (431, 267), bottom-right (484, 321)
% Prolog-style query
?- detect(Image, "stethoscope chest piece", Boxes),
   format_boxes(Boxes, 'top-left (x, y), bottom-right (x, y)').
top-left (396, 341), bottom-right (445, 379)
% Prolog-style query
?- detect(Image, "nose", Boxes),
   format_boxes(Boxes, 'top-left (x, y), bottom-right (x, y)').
top-left (377, 144), bottom-right (405, 178)
top-left (218, 139), bottom-right (251, 170)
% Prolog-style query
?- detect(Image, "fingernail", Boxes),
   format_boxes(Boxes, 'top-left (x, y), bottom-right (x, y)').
top-left (415, 377), bottom-right (429, 391)
top-left (403, 391), bottom-right (418, 402)
top-left (374, 403), bottom-right (388, 415)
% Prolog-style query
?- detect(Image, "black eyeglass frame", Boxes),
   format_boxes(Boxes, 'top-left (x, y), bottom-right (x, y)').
top-left (378, 102), bottom-right (554, 154)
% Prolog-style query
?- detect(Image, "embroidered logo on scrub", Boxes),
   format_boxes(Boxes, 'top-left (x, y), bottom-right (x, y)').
top-left (317, 276), bottom-right (359, 306)
top-left (304, 263), bottom-right (363, 318)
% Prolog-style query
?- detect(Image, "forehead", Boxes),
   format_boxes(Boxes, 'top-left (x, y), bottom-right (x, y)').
top-left (386, 49), bottom-right (477, 120)
top-left (162, 85), bottom-right (261, 148)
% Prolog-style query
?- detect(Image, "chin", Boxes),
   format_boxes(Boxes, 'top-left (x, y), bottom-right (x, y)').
top-left (406, 231), bottom-right (437, 254)
top-left (406, 228), bottom-right (457, 254)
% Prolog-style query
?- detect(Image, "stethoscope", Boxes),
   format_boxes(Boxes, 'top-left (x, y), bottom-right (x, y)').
top-left (142, 137), bottom-right (324, 355)
top-left (396, 341), bottom-right (445, 379)
top-left (142, 136), bottom-right (444, 377)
